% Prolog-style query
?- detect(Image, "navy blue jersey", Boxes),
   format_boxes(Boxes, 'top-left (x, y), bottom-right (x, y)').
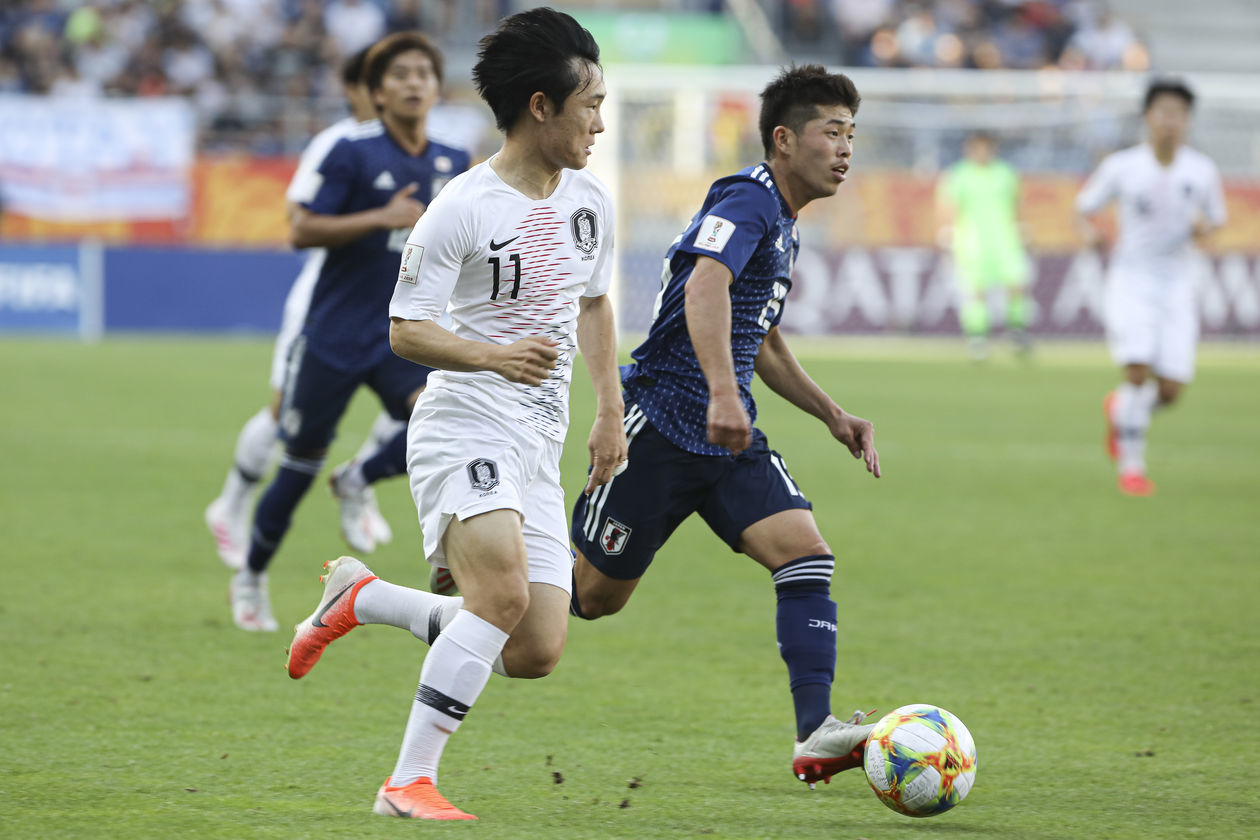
top-left (300, 120), bottom-right (470, 373)
top-left (625, 162), bottom-right (799, 455)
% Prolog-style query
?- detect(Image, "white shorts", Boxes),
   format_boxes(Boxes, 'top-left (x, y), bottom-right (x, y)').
top-left (406, 386), bottom-right (572, 593)
top-left (1104, 268), bottom-right (1198, 383)
top-left (268, 250), bottom-right (325, 390)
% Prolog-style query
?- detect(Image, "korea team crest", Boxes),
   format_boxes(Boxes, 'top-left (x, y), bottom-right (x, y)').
top-left (467, 458), bottom-right (499, 491)
top-left (600, 517), bottom-right (631, 555)
top-left (570, 207), bottom-right (598, 258)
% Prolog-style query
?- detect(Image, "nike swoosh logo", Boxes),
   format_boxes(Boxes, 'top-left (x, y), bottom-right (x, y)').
top-left (488, 236), bottom-right (519, 251)
top-left (312, 584), bottom-right (353, 628)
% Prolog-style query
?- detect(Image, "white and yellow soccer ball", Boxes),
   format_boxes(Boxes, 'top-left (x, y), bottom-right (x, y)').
top-left (863, 704), bottom-right (977, 818)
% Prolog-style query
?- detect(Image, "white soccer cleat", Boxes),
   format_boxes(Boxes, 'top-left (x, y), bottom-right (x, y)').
top-left (230, 573), bottom-right (279, 632)
top-left (362, 486), bottom-right (393, 545)
top-left (204, 496), bottom-right (247, 570)
top-left (329, 463), bottom-right (376, 554)
top-left (792, 709), bottom-right (876, 787)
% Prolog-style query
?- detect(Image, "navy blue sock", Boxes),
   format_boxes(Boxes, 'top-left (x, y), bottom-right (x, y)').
top-left (361, 426), bottom-right (407, 485)
top-left (773, 554), bottom-right (837, 741)
top-left (246, 453), bottom-right (323, 573)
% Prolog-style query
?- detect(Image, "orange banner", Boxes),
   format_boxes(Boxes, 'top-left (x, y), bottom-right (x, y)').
top-left (2, 157), bottom-right (1256, 253)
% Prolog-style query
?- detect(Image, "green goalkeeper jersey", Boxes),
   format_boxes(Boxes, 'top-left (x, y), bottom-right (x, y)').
top-left (942, 159), bottom-right (1023, 265)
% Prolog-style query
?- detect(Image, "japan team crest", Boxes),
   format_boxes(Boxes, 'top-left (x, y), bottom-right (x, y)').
top-left (600, 517), bottom-right (631, 555)
top-left (570, 207), bottom-right (598, 257)
top-left (467, 458), bottom-right (499, 491)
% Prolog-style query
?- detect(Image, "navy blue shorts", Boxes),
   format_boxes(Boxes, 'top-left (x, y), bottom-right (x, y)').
top-left (571, 405), bottom-right (812, 580)
top-left (278, 336), bottom-right (432, 453)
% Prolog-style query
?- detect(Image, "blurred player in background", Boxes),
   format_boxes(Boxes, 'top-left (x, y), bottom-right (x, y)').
top-left (568, 65), bottom-right (881, 789)
top-left (283, 8), bottom-right (624, 820)
top-left (1078, 77), bottom-right (1226, 497)
top-left (228, 31), bottom-right (471, 631)
top-left (936, 130), bottom-right (1032, 359)
top-left (205, 46), bottom-right (400, 572)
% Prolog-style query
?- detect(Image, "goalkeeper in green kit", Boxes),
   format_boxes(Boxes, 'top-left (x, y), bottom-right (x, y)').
top-left (936, 131), bottom-right (1031, 359)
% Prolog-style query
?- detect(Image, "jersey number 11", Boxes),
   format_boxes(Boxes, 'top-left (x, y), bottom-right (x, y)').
top-left (488, 254), bottom-right (522, 300)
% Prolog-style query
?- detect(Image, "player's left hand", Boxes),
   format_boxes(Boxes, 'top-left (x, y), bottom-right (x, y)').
top-left (830, 411), bottom-right (881, 478)
top-left (585, 412), bottom-right (628, 495)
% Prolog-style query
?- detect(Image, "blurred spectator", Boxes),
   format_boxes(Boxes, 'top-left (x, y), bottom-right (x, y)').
top-left (1060, 2), bottom-right (1148, 70)
top-left (324, 0), bottom-right (386, 56)
top-left (0, 0), bottom-right (1149, 152)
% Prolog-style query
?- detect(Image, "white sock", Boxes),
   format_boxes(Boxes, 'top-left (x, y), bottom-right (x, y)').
top-left (355, 579), bottom-right (509, 675)
top-left (354, 579), bottom-right (462, 643)
top-left (336, 460), bottom-right (368, 495)
top-left (355, 411), bottom-right (406, 461)
top-left (221, 408), bottom-right (279, 509)
top-left (391, 610), bottom-right (509, 786)
top-left (1114, 381), bottom-right (1157, 475)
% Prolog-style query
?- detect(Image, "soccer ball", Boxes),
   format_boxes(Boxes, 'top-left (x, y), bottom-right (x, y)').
top-left (863, 704), bottom-right (977, 818)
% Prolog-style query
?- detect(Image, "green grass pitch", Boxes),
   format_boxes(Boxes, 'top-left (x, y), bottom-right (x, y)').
top-left (1, 336), bottom-right (1257, 839)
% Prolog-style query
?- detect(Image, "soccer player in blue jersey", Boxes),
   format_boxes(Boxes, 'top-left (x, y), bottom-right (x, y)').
top-left (205, 46), bottom-right (401, 571)
top-left (570, 64), bottom-right (882, 788)
top-left (229, 31), bottom-right (471, 631)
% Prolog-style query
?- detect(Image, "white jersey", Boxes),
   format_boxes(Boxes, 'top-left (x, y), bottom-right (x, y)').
top-left (389, 160), bottom-right (615, 441)
top-left (1076, 143), bottom-right (1226, 274)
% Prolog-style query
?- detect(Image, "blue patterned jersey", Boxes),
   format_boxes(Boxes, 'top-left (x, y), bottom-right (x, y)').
top-left (297, 120), bottom-right (469, 373)
top-left (624, 162), bottom-right (798, 455)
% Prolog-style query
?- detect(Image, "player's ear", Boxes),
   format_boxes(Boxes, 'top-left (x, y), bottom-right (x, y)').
top-left (773, 124), bottom-right (795, 157)
top-left (528, 91), bottom-right (550, 123)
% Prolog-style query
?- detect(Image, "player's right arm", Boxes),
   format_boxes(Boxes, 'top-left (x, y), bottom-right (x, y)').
top-left (291, 183), bottom-right (424, 249)
top-left (387, 181), bottom-right (558, 386)
top-left (1075, 154), bottom-right (1120, 252)
top-left (287, 138), bottom-right (425, 249)
top-left (390, 319), bottom-right (559, 386)
top-left (684, 255), bottom-right (752, 455)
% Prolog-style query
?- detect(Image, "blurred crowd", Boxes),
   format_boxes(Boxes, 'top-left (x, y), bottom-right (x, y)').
top-left (1, 0), bottom-right (1148, 152)
top-left (784, 0), bottom-right (1147, 70)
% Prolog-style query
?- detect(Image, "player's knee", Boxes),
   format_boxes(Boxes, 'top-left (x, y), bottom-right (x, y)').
top-left (502, 637), bottom-right (563, 679)
top-left (574, 587), bottom-right (627, 620)
top-left (467, 578), bottom-right (530, 629)
top-left (284, 445), bottom-right (328, 460)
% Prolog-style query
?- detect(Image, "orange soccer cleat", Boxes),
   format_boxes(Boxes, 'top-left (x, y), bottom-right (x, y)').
top-left (373, 777), bottom-right (477, 820)
top-left (1118, 471), bottom-right (1156, 497)
top-left (286, 556), bottom-right (377, 679)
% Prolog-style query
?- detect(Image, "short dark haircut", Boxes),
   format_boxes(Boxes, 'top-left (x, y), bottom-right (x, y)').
top-left (341, 46), bottom-right (370, 87)
top-left (1144, 77), bottom-right (1194, 112)
top-left (759, 64), bottom-right (861, 158)
top-left (472, 7), bottom-right (601, 132)
top-left (364, 31), bottom-right (444, 93)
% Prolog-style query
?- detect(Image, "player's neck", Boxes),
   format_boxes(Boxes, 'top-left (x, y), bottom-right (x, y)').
top-left (489, 141), bottom-right (562, 200)
top-left (381, 112), bottom-right (429, 156)
top-left (766, 158), bottom-right (804, 216)
top-left (1150, 141), bottom-right (1179, 167)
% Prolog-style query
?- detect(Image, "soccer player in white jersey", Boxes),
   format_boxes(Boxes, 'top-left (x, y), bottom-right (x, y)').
top-left (204, 46), bottom-right (400, 568)
top-left (283, 9), bottom-right (625, 820)
top-left (1077, 78), bottom-right (1226, 496)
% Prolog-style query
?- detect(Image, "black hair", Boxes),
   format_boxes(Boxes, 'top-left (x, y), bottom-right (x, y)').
top-left (759, 64), bottom-right (861, 158)
top-left (1144, 77), bottom-right (1194, 112)
top-left (364, 31), bottom-right (444, 93)
top-left (472, 7), bottom-right (601, 133)
top-left (341, 46), bottom-right (370, 87)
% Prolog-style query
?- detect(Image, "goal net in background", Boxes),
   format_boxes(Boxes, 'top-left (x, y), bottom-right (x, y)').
top-left (592, 66), bottom-right (1260, 340)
